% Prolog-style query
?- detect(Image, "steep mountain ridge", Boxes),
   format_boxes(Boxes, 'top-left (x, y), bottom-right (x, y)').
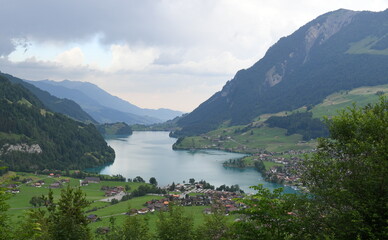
top-left (26, 80), bottom-right (160, 124)
top-left (176, 9), bottom-right (388, 136)
top-left (0, 75), bottom-right (115, 171)
top-left (0, 72), bottom-right (96, 123)
top-left (29, 79), bottom-right (183, 124)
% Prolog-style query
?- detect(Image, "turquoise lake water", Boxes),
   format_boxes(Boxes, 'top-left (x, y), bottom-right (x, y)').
top-left (93, 131), bottom-right (296, 193)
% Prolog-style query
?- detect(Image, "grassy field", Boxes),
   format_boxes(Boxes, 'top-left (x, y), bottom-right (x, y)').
top-left (88, 205), bottom-right (210, 233)
top-left (4, 172), bottom-right (147, 222)
top-left (311, 84), bottom-right (387, 119)
top-left (176, 125), bottom-right (314, 153)
top-left (3, 172), bottom-right (222, 235)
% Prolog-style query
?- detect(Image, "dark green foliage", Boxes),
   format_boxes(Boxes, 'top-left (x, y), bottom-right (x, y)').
top-left (189, 178), bottom-right (195, 184)
top-left (149, 177), bottom-right (158, 186)
top-left (0, 187), bottom-right (10, 240)
top-left (301, 97), bottom-right (388, 239)
top-left (231, 185), bottom-right (304, 239)
top-left (15, 186), bottom-right (91, 240)
top-left (254, 160), bottom-right (266, 173)
top-left (129, 184), bottom-right (166, 198)
top-left (48, 186), bottom-right (91, 240)
top-left (29, 196), bottom-right (45, 207)
top-left (132, 176), bottom-right (145, 183)
top-left (265, 112), bottom-right (329, 140)
top-left (215, 184), bottom-right (242, 193)
top-left (155, 205), bottom-right (194, 240)
top-left (0, 72), bottom-right (96, 123)
top-left (96, 122), bottom-right (133, 135)
top-left (176, 9), bottom-right (388, 136)
top-left (0, 75), bottom-right (115, 171)
top-left (195, 204), bottom-right (230, 240)
top-left (198, 180), bottom-right (215, 190)
top-left (97, 214), bottom-right (150, 240)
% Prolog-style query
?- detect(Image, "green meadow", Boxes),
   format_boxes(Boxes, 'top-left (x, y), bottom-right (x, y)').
top-left (3, 172), bottom-right (221, 234)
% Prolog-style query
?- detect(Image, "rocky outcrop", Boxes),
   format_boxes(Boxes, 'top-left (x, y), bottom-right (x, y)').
top-left (303, 9), bottom-right (358, 63)
top-left (0, 143), bottom-right (42, 155)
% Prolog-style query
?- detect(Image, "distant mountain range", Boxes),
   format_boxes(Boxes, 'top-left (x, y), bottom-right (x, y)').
top-left (175, 9), bottom-right (388, 136)
top-left (28, 80), bottom-right (183, 124)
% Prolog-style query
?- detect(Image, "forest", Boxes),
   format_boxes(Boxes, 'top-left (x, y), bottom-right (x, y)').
top-left (0, 75), bottom-right (115, 171)
top-left (265, 112), bottom-right (329, 140)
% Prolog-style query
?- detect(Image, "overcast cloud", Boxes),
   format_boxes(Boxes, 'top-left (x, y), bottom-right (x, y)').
top-left (0, 0), bottom-right (387, 111)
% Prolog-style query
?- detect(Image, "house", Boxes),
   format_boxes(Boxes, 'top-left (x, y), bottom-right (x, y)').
top-left (49, 182), bottom-right (61, 188)
top-left (137, 208), bottom-right (149, 214)
top-left (60, 178), bottom-right (70, 183)
top-left (87, 214), bottom-right (99, 222)
top-left (32, 182), bottom-right (42, 187)
top-left (84, 177), bottom-right (100, 183)
top-left (81, 180), bottom-right (88, 186)
top-left (11, 189), bottom-right (20, 194)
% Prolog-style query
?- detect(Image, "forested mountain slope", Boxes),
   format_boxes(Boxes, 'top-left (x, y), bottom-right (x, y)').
top-left (0, 72), bottom-right (96, 123)
top-left (0, 75), bottom-right (114, 171)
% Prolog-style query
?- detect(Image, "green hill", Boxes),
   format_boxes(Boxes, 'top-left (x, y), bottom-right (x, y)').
top-left (173, 84), bottom-right (387, 153)
top-left (96, 122), bottom-right (133, 135)
top-left (0, 75), bottom-right (115, 171)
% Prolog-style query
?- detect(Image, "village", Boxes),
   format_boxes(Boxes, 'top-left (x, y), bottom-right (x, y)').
top-left (2, 172), bottom-right (247, 225)
top-left (252, 149), bottom-right (315, 190)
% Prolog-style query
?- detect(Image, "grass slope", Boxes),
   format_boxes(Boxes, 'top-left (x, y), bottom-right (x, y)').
top-left (3, 172), bottom-right (217, 235)
top-left (174, 84), bottom-right (387, 154)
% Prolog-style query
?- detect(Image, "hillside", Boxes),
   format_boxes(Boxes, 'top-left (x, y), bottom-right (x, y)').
top-left (0, 75), bottom-right (115, 171)
top-left (96, 122), bottom-right (133, 135)
top-left (29, 80), bottom-right (183, 124)
top-left (173, 84), bottom-right (386, 153)
top-left (176, 9), bottom-right (388, 136)
top-left (0, 72), bottom-right (96, 123)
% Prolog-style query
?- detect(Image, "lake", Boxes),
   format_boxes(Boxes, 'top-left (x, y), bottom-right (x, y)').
top-left (93, 131), bottom-right (296, 193)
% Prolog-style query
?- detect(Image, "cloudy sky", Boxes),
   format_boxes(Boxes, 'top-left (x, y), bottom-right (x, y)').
top-left (0, 0), bottom-right (387, 112)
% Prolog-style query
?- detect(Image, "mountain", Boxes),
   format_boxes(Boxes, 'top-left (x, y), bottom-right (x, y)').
top-left (0, 72), bottom-right (96, 123)
top-left (0, 75), bottom-right (115, 171)
top-left (176, 9), bottom-right (388, 136)
top-left (28, 80), bottom-right (183, 124)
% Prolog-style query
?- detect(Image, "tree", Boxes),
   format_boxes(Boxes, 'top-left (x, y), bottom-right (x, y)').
top-left (301, 97), bottom-right (388, 239)
top-left (48, 186), bottom-right (92, 240)
top-left (29, 196), bottom-right (45, 207)
top-left (189, 178), bottom-right (195, 184)
top-left (0, 182), bottom-right (10, 240)
top-left (149, 177), bottom-right (158, 186)
top-left (230, 185), bottom-right (303, 239)
top-left (133, 176), bottom-right (145, 183)
top-left (155, 205), bottom-right (194, 240)
top-left (169, 182), bottom-right (176, 191)
top-left (97, 212), bottom-right (150, 240)
top-left (196, 203), bottom-right (230, 240)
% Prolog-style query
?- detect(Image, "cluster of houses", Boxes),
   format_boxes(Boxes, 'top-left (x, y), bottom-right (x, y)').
top-left (101, 185), bottom-right (125, 197)
top-left (5, 184), bottom-right (20, 194)
top-left (254, 149), bottom-right (316, 189)
top-left (80, 177), bottom-right (100, 186)
top-left (127, 190), bottom-right (244, 216)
